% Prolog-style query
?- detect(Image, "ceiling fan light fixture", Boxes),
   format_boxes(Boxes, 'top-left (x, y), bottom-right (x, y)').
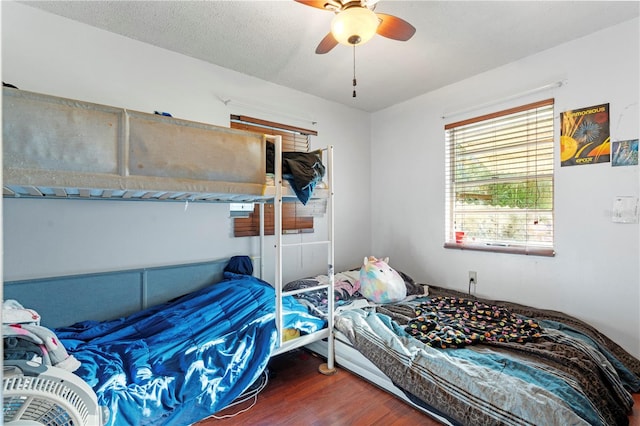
top-left (331, 7), bottom-right (379, 46)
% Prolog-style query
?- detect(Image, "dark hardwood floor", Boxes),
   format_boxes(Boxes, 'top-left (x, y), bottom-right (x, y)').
top-left (196, 349), bottom-right (435, 425)
top-left (197, 349), bottom-right (640, 426)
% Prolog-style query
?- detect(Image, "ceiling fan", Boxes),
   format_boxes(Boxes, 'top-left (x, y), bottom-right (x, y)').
top-left (295, 0), bottom-right (416, 54)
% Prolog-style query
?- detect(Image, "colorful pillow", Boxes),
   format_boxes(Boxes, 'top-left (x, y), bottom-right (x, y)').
top-left (358, 256), bottom-right (406, 304)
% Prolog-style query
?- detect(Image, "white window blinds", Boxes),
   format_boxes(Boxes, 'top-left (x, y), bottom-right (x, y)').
top-left (230, 114), bottom-right (315, 152)
top-left (444, 99), bottom-right (555, 256)
top-left (230, 115), bottom-right (321, 237)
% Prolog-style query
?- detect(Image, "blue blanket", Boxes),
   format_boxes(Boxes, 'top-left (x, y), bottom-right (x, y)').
top-left (57, 265), bottom-right (324, 425)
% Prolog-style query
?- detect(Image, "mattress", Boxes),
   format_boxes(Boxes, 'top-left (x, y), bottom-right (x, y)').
top-left (52, 261), bottom-right (326, 425)
top-left (322, 290), bottom-right (640, 426)
top-left (2, 87), bottom-right (316, 203)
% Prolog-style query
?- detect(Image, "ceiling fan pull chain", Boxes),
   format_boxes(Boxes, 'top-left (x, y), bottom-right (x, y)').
top-left (352, 45), bottom-right (357, 98)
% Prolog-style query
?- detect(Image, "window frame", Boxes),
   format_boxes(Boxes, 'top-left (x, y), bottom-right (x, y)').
top-left (230, 115), bottom-right (321, 238)
top-left (444, 99), bottom-right (555, 257)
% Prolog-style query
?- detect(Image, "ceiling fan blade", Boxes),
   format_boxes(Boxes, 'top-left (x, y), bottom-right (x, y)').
top-left (315, 32), bottom-right (339, 54)
top-left (294, 0), bottom-right (332, 10)
top-left (362, 0), bottom-right (381, 8)
top-left (375, 13), bottom-right (416, 41)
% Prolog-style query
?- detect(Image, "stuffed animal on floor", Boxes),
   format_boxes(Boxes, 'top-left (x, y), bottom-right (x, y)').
top-left (358, 256), bottom-right (406, 303)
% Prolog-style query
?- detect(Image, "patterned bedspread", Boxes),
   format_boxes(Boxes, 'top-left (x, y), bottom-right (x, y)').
top-left (335, 286), bottom-right (640, 426)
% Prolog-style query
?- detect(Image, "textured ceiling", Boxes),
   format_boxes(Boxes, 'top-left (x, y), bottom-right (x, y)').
top-left (20, 1), bottom-right (640, 112)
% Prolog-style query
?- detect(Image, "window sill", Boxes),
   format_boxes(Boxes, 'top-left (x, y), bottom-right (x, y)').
top-left (443, 242), bottom-right (555, 257)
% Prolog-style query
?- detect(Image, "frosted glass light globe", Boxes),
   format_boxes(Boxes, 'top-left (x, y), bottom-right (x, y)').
top-left (331, 7), bottom-right (379, 46)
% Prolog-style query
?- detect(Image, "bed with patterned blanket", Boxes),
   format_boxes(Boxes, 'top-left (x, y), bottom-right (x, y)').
top-left (330, 285), bottom-right (640, 425)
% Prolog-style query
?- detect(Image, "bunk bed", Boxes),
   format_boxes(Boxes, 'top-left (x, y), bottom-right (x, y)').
top-left (2, 87), bottom-right (336, 424)
top-left (2, 87), bottom-right (328, 204)
top-left (306, 270), bottom-right (640, 426)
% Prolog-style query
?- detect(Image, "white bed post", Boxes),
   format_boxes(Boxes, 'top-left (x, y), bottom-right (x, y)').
top-left (319, 144), bottom-right (336, 375)
top-left (273, 135), bottom-right (284, 348)
top-left (259, 202), bottom-right (265, 280)
top-left (268, 135), bottom-right (336, 376)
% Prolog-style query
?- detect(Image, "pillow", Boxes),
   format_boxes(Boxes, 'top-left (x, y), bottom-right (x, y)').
top-left (358, 256), bottom-right (406, 304)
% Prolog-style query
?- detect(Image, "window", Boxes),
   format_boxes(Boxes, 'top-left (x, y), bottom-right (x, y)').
top-left (230, 115), bottom-right (323, 237)
top-left (444, 99), bottom-right (555, 256)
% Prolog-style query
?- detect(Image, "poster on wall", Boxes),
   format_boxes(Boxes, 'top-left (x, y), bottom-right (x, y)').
top-left (560, 103), bottom-right (610, 166)
top-left (611, 139), bottom-right (638, 167)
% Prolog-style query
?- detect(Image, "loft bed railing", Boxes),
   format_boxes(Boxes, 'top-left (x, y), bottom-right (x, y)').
top-left (2, 87), bottom-right (327, 203)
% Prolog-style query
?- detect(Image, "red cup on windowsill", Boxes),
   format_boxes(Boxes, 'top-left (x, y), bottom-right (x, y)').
top-left (455, 231), bottom-right (465, 243)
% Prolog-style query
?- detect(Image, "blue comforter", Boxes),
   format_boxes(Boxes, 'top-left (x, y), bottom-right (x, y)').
top-left (56, 264), bottom-right (324, 425)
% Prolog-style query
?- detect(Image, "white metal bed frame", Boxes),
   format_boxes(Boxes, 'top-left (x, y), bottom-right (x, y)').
top-left (2, 87), bottom-right (336, 373)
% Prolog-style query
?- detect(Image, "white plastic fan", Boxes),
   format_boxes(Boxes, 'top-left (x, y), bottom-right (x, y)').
top-left (3, 361), bottom-right (106, 426)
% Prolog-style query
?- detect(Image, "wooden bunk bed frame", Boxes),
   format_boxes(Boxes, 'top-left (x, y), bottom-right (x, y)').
top-left (2, 86), bottom-right (335, 373)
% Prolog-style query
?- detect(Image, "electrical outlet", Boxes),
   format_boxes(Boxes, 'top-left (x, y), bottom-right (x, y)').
top-left (468, 271), bottom-right (477, 285)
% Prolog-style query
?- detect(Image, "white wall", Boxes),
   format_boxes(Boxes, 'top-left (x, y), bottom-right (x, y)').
top-left (1, 1), bottom-right (372, 283)
top-left (371, 18), bottom-right (640, 358)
